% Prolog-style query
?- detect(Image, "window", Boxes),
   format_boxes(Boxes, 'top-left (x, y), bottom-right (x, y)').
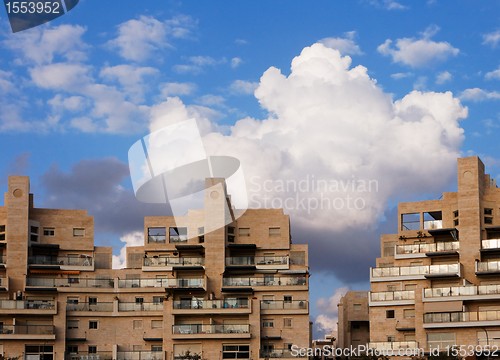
top-left (151, 320), bottom-right (163, 329)
top-left (424, 211), bottom-right (443, 230)
top-left (485, 217), bottom-right (493, 224)
top-left (387, 285), bottom-right (397, 291)
top-left (66, 345), bottom-right (78, 354)
top-left (427, 332), bottom-right (455, 349)
top-left (89, 320), bottom-right (98, 329)
top-left (453, 210), bottom-right (459, 218)
top-left (222, 345), bottom-right (250, 359)
top-left (153, 296), bottom-right (164, 304)
top-left (454, 219), bottom-right (459, 226)
top-left (73, 228), bottom-right (85, 237)
top-left (284, 318), bottom-right (292, 328)
top-left (43, 227), bottom-right (55, 236)
top-left (135, 297), bottom-right (144, 304)
top-left (133, 320), bottom-right (143, 329)
top-left (262, 319), bottom-right (274, 328)
top-left (30, 225), bottom-right (39, 242)
top-left (404, 309), bottom-right (415, 318)
top-left (0, 225), bottom-right (5, 241)
top-left (148, 227), bottom-right (166, 243)
top-left (88, 346), bottom-right (97, 354)
top-left (151, 345), bottom-right (162, 352)
top-left (238, 227), bottom-right (250, 236)
top-left (198, 227), bottom-right (204, 243)
top-left (88, 297), bottom-right (97, 305)
top-left (269, 227), bottom-right (281, 236)
top-left (401, 213), bottom-right (420, 231)
top-left (170, 227), bottom-right (188, 242)
top-left (485, 208), bottom-right (494, 215)
top-left (227, 226), bottom-right (235, 235)
top-left (387, 336), bottom-right (395, 342)
top-left (353, 304), bottom-right (362, 311)
top-left (383, 241), bottom-right (395, 257)
top-left (68, 297), bottom-right (79, 304)
top-left (284, 295), bottom-right (292, 303)
top-left (67, 320), bottom-right (79, 329)
top-left (386, 310), bottom-right (395, 318)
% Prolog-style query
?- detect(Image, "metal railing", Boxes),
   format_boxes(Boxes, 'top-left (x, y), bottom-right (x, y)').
top-left (0, 324), bottom-right (55, 335)
top-left (369, 290), bottom-right (415, 302)
top-left (66, 352), bottom-right (113, 360)
top-left (117, 278), bottom-right (204, 288)
top-left (396, 241), bottom-right (459, 255)
top-left (371, 264), bottom-right (459, 278)
top-left (225, 256), bottom-right (289, 266)
top-left (29, 255), bottom-right (93, 267)
top-left (173, 299), bottom-right (248, 310)
top-left (260, 300), bottom-right (308, 310)
top-left (66, 302), bottom-right (113, 311)
top-left (424, 310), bottom-right (500, 323)
top-left (118, 302), bottom-right (164, 311)
top-left (143, 257), bottom-right (204, 267)
top-left (116, 351), bottom-right (164, 360)
top-left (222, 275), bottom-right (307, 287)
top-left (26, 277), bottom-right (114, 288)
top-left (482, 239), bottom-right (500, 249)
top-left (172, 324), bottom-right (250, 334)
top-left (0, 299), bottom-right (55, 310)
top-left (423, 284), bottom-right (500, 298)
top-left (368, 341), bottom-right (418, 350)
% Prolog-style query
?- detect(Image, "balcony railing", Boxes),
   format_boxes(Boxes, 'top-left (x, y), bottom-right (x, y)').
top-left (260, 349), bottom-right (307, 358)
top-left (424, 284), bottom-right (500, 298)
top-left (368, 342), bottom-right (418, 351)
top-left (225, 256), bottom-right (289, 266)
top-left (369, 290), bottom-right (415, 302)
top-left (424, 310), bottom-right (500, 323)
top-left (118, 302), bottom-right (164, 311)
top-left (66, 302), bottom-right (113, 311)
top-left (0, 324), bottom-right (54, 335)
top-left (223, 275), bottom-right (307, 287)
top-left (26, 277), bottom-right (114, 288)
top-left (66, 352), bottom-right (113, 360)
top-left (0, 299), bottom-right (55, 310)
top-left (118, 278), bottom-right (204, 289)
top-left (477, 260), bottom-right (500, 273)
top-left (482, 239), bottom-right (500, 250)
top-left (143, 257), bottom-right (204, 267)
top-left (29, 255), bottom-right (93, 267)
top-left (116, 351), bottom-right (164, 360)
top-left (371, 264), bottom-right (459, 278)
top-left (260, 300), bottom-right (308, 310)
top-left (395, 241), bottom-right (459, 255)
top-left (173, 299), bottom-right (248, 310)
top-left (0, 277), bottom-right (6, 289)
top-left (172, 324), bottom-right (250, 334)
top-left (424, 220), bottom-right (443, 230)
top-left (170, 235), bottom-right (188, 243)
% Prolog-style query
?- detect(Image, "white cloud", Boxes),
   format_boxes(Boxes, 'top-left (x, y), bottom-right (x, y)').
top-left (100, 64), bottom-right (159, 102)
top-left (108, 15), bottom-right (195, 62)
top-left (369, 0), bottom-right (408, 10)
top-left (436, 71), bottom-right (452, 84)
top-left (48, 95), bottom-right (87, 112)
top-left (174, 56), bottom-right (225, 74)
top-left (483, 30), bottom-right (500, 48)
top-left (378, 26), bottom-right (459, 68)
top-left (112, 231), bottom-right (144, 269)
top-left (391, 72), bottom-right (413, 80)
top-left (30, 63), bottom-right (92, 91)
top-left (485, 67), bottom-right (500, 80)
top-left (231, 57), bottom-right (243, 68)
top-left (3, 24), bottom-right (88, 65)
top-left (160, 82), bottom-right (197, 97)
top-left (149, 43), bottom-right (467, 232)
top-left (319, 31), bottom-right (363, 55)
top-left (460, 88), bottom-right (500, 102)
top-left (196, 94), bottom-right (226, 107)
top-left (315, 287), bottom-right (349, 336)
top-left (229, 80), bottom-right (258, 95)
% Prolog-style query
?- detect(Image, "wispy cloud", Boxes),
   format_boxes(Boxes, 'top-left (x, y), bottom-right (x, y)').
top-left (159, 82), bottom-right (197, 97)
top-left (483, 30), bottom-right (500, 48)
top-left (229, 80), bottom-right (258, 95)
top-left (485, 66), bottom-right (500, 80)
top-left (460, 88), bottom-right (500, 102)
top-left (319, 31), bottom-right (363, 56)
top-left (436, 70), bottom-right (452, 85)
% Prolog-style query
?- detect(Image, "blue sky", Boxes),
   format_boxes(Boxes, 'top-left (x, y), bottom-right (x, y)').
top-left (1, 0), bottom-right (500, 339)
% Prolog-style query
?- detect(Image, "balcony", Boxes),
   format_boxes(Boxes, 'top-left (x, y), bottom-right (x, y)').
top-left (0, 299), bottom-right (56, 314)
top-left (66, 302), bottom-right (113, 312)
top-left (172, 324), bottom-right (250, 339)
top-left (222, 275), bottom-right (307, 291)
top-left (225, 256), bottom-right (289, 270)
top-left (395, 241), bottom-right (459, 259)
top-left (116, 351), bottom-right (164, 360)
top-left (424, 310), bottom-right (500, 328)
top-left (369, 290), bottom-right (415, 306)
top-left (260, 300), bottom-right (308, 314)
top-left (370, 264), bottom-right (460, 282)
top-left (172, 299), bottom-right (250, 314)
top-left (259, 349), bottom-right (307, 359)
top-left (423, 284), bottom-right (500, 301)
top-left (481, 239), bottom-right (500, 253)
top-left (0, 277), bottom-right (7, 291)
top-left (368, 341), bottom-right (419, 351)
top-left (66, 352), bottom-right (113, 360)
top-left (476, 260), bottom-right (500, 275)
top-left (28, 254), bottom-right (94, 270)
top-left (142, 256), bottom-right (204, 271)
top-left (118, 302), bottom-right (163, 312)
top-left (0, 324), bottom-right (55, 340)
top-left (26, 277), bottom-right (114, 290)
top-left (117, 277), bottom-right (205, 291)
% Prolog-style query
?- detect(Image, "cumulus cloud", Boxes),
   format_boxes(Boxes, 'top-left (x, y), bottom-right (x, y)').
top-left (436, 71), bottom-right (452, 84)
top-left (108, 15), bottom-right (196, 62)
top-left (460, 88), bottom-right (500, 102)
top-left (319, 31), bottom-right (363, 55)
top-left (100, 64), bottom-right (159, 102)
top-left (378, 26), bottom-right (459, 68)
top-left (485, 67), bottom-right (500, 80)
top-left (315, 287), bottom-right (349, 336)
top-left (483, 30), bottom-right (500, 48)
top-left (112, 231), bottom-right (144, 269)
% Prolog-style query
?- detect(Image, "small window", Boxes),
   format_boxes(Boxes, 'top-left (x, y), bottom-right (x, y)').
top-left (0, 225), bottom-right (4, 232)
top-left (453, 210), bottom-right (459, 218)
top-left (239, 228), bottom-right (250, 236)
top-left (148, 227), bottom-right (166, 243)
top-left (0, 225), bottom-right (5, 241)
top-left (88, 346), bottom-right (97, 354)
top-left (135, 297), bottom-right (144, 304)
top-left (68, 297), bottom-right (79, 304)
top-left (73, 228), bottom-right (85, 237)
top-left (387, 285), bottom-right (397, 291)
top-left (269, 227), bottom-right (281, 236)
top-left (283, 318), bottom-right (292, 328)
top-left (383, 241), bottom-right (395, 257)
top-left (89, 320), bottom-right (98, 329)
top-left (169, 227), bottom-right (187, 242)
top-left (198, 227), bottom-right (205, 243)
top-left (485, 217), bottom-right (493, 224)
top-left (485, 208), bottom-right (493, 215)
top-left (67, 320), bottom-right (79, 329)
top-left (227, 226), bottom-right (235, 235)
top-left (404, 309), bottom-right (415, 318)
top-left (153, 296), bottom-right (164, 304)
top-left (454, 219), bottom-right (459, 226)
top-left (262, 319), bottom-right (274, 328)
top-left (30, 226), bottom-right (39, 242)
top-left (151, 345), bottom-right (162, 352)
top-left (386, 310), bottom-right (395, 319)
top-left (43, 227), bottom-right (55, 236)
top-left (133, 320), bottom-right (143, 329)
top-left (387, 336), bottom-right (396, 342)
top-left (151, 320), bottom-right (163, 329)
top-left (88, 297), bottom-right (97, 305)
top-left (284, 295), bottom-right (292, 303)
top-left (67, 345), bottom-right (78, 354)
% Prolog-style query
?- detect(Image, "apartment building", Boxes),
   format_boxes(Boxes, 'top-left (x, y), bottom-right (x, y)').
top-left (337, 291), bottom-right (369, 350)
top-left (0, 176), bottom-right (310, 359)
top-left (369, 156), bottom-right (500, 354)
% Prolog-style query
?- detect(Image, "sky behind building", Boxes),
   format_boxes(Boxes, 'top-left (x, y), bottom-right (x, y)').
top-left (0, 0), bottom-right (499, 338)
